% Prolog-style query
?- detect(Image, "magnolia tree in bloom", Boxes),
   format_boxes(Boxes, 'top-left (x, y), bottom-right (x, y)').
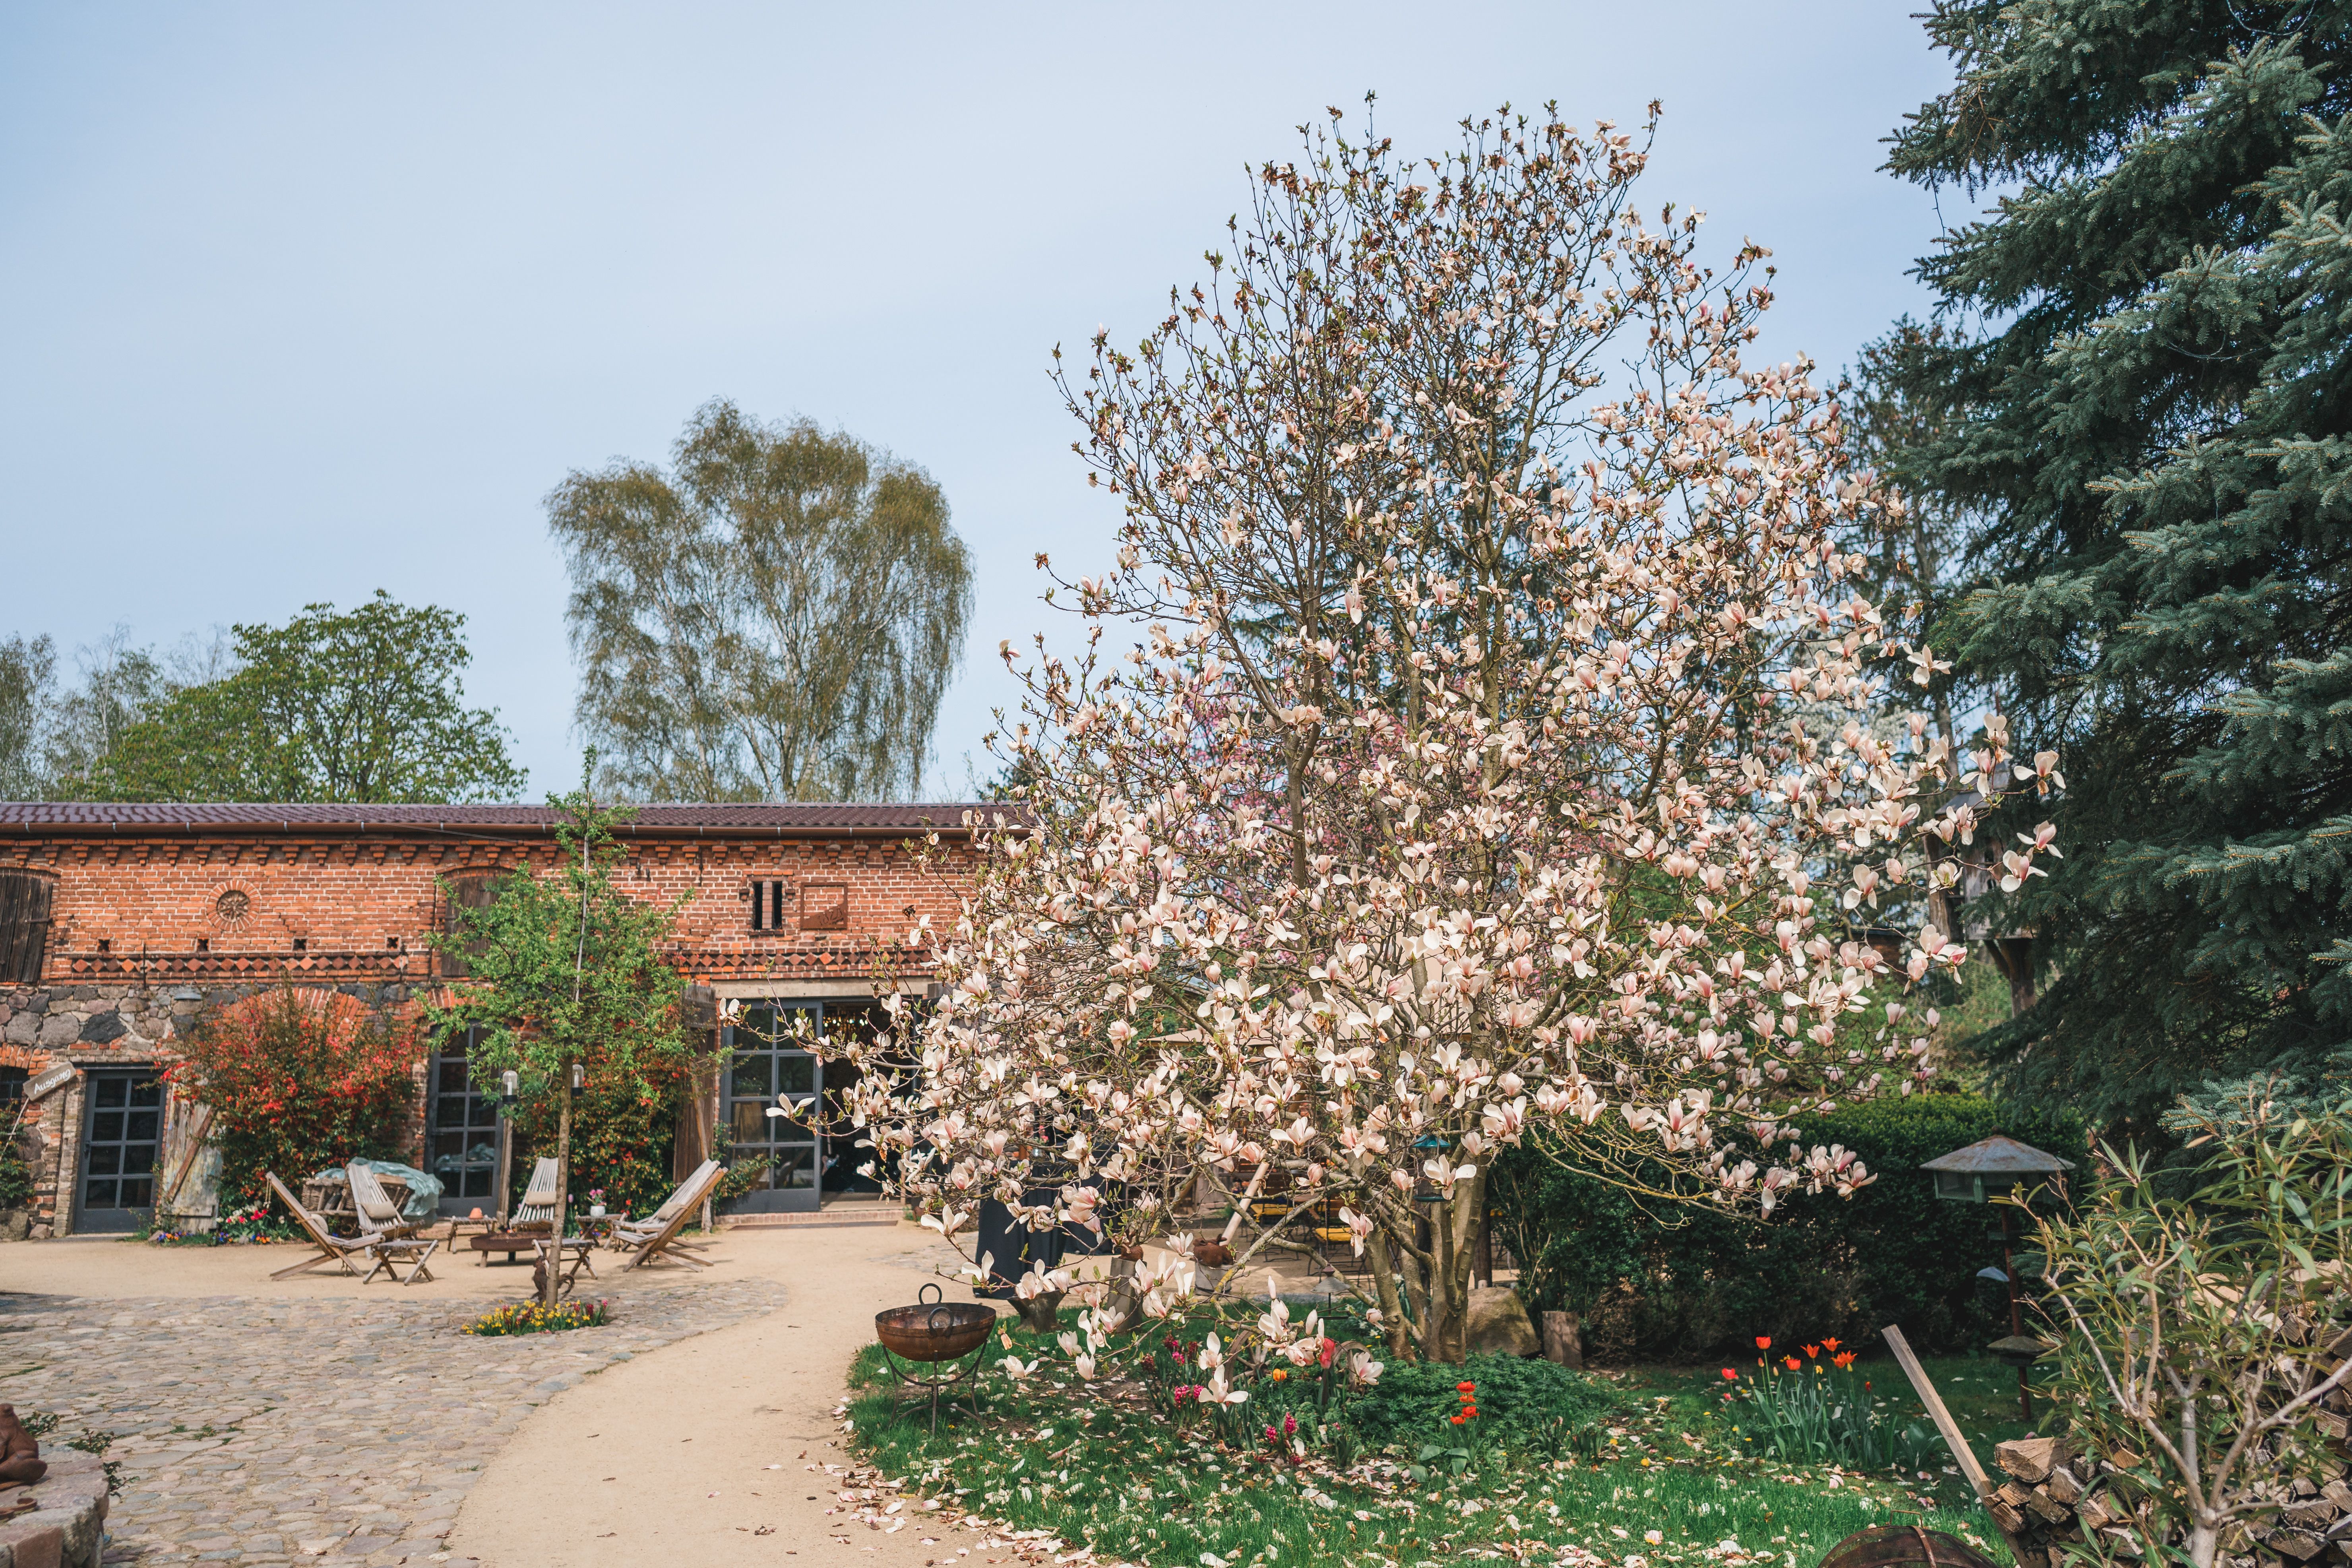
top-left (835, 103), bottom-right (2062, 1366)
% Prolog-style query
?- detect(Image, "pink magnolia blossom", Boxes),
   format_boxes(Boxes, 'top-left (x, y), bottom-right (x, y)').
top-left (831, 103), bottom-right (2061, 1368)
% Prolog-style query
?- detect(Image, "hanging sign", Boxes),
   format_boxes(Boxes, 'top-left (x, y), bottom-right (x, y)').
top-left (23, 1062), bottom-right (78, 1102)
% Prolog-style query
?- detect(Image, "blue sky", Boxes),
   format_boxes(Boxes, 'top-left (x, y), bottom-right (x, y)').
top-left (0, 3), bottom-right (1959, 800)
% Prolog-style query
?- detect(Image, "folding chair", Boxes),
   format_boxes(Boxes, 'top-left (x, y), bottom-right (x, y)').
top-left (510, 1157), bottom-right (560, 1232)
top-left (608, 1158), bottom-right (721, 1255)
top-left (345, 1161), bottom-right (440, 1284)
top-left (620, 1160), bottom-right (729, 1270)
top-left (345, 1162), bottom-right (418, 1239)
top-left (264, 1172), bottom-right (377, 1279)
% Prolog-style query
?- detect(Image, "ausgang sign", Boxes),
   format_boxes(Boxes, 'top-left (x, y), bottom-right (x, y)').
top-left (22, 1062), bottom-right (77, 1102)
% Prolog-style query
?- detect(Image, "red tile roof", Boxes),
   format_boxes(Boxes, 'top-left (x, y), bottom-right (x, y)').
top-left (0, 802), bottom-right (1016, 838)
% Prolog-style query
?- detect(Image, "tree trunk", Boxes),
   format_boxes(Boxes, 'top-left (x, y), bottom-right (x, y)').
top-left (546, 1064), bottom-right (573, 1308)
top-left (1432, 1196), bottom-right (1460, 1362)
top-left (1366, 1230), bottom-right (1413, 1362)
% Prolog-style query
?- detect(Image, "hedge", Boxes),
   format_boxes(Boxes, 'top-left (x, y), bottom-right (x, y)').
top-left (1488, 1093), bottom-right (2088, 1363)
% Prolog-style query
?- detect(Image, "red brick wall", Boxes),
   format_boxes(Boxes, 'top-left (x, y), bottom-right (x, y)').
top-left (2, 831), bottom-right (973, 984)
top-left (0, 827), bottom-right (977, 1236)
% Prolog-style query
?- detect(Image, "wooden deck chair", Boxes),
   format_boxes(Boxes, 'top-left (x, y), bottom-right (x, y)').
top-left (263, 1172), bottom-right (378, 1280)
top-left (342, 1162), bottom-right (440, 1284)
top-left (609, 1158), bottom-right (721, 1255)
top-left (510, 1157), bottom-right (560, 1232)
top-left (622, 1159), bottom-right (729, 1271)
top-left (345, 1162), bottom-right (418, 1240)
top-left (609, 1158), bottom-right (719, 1238)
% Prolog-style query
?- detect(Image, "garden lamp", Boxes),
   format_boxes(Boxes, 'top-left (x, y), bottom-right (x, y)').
top-left (1920, 1134), bottom-right (2072, 1421)
top-left (570, 1062), bottom-right (585, 1091)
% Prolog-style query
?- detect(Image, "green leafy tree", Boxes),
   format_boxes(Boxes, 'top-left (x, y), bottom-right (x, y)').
top-left (0, 634), bottom-right (55, 800)
top-left (97, 591), bottom-right (525, 803)
top-left (1872, 4), bottom-right (2352, 1130)
top-left (548, 399), bottom-right (974, 802)
top-left (425, 768), bottom-right (691, 1303)
top-left (43, 630), bottom-right (169, 798)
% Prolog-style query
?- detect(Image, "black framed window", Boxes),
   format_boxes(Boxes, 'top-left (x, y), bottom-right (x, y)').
top-left (427, 1027), bottom-right (503, 1208)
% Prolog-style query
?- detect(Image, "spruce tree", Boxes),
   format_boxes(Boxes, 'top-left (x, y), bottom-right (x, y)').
top-left (1875, 3), bottom-right (2352, 1129)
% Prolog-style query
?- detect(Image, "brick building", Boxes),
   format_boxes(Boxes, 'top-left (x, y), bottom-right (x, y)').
top-left (0, 802), bottom-right (996, 1237)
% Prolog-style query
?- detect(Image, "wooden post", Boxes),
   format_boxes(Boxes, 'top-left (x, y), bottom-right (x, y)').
top-left (1882, 1323), bottom-right (2029, 1560)
top-left (1541, 1310), bottom-right (1583, 1369)
top-left (493, 1114), bottom-right (513, 1228)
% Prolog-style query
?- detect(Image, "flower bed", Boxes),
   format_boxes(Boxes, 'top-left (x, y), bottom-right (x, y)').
top-left (463, 1299), bottom-right (611, 1337)
top-left (843, 1311), bottom-right (2012, 1568)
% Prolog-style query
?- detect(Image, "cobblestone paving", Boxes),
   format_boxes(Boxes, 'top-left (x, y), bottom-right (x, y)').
top-left (0, 1278), bottom-right (790, 1566)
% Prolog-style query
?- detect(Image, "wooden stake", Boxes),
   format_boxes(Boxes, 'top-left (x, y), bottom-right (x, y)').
top-left (1881, 1324), bottom-right (2030, 1560)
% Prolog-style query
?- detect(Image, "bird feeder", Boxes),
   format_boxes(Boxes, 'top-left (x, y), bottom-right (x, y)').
top-left (1920, 1135), bottom-right (2073, 1203)
top-left (1987, 1335), bottom-right (2052, 1370)
top-left (1920, 1135), bottom-right (2073, 1422)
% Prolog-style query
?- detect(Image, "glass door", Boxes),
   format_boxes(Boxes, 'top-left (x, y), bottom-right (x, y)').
top-left (78, 1069), bottom-right (161, 1233)
top-left (723, 1002), bottom-right (821, 1212)
top-left (428, 1029), bottom-right (503, 1213)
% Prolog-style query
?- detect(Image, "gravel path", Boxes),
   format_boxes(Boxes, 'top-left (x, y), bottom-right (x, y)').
top-left (0, 1280), bottom-right (790, 1566)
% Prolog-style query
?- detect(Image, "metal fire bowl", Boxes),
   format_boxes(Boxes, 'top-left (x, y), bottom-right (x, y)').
top-left (876, 1301), bottom-right (996, 1363)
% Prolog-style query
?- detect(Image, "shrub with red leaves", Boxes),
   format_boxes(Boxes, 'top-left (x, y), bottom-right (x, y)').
top-left (167, 982), bottom-right (419, 1211)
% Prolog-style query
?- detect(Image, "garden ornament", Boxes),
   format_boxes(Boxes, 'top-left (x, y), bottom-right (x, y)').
top-left (0, 1404), bottom-right (46, 1485)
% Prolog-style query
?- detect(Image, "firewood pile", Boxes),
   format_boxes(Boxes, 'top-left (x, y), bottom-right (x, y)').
top-left (1986, 1432), bottom-right (2352, 1565)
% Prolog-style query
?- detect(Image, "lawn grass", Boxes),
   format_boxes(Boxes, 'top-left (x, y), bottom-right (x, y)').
top-left (841, 1329), bottom-right (2021, 1568)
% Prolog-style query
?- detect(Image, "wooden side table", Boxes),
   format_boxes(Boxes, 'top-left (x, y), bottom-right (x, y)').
top-left (577, 1212), bottom-right (628, 1246)
top-left (534, 1237), bottom-right (598, 1299)
top-left (468, 1229), bottom-right (555, 1266)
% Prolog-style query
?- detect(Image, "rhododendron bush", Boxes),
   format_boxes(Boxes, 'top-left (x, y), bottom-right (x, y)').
top-left (834, 103), bottom-right (2061, 1365)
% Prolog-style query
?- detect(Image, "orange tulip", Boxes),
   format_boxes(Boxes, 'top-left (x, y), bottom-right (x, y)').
top-left (1784, 1355), bottom-right (1801, 1371)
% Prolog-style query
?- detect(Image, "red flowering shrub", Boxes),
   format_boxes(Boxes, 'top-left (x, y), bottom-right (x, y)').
top-left (166, 983), bottom-right (419, 1211)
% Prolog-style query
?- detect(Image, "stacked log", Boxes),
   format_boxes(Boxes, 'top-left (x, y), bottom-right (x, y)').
top-left (1983, 1427), bottom-right (2352, 1566)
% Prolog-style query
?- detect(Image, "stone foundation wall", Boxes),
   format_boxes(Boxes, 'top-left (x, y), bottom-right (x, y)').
top-left (2, 980), bottom-right (423, 1239)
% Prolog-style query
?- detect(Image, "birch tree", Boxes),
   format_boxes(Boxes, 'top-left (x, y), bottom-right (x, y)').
top-left (549, 400), bottom-right (974, 802)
